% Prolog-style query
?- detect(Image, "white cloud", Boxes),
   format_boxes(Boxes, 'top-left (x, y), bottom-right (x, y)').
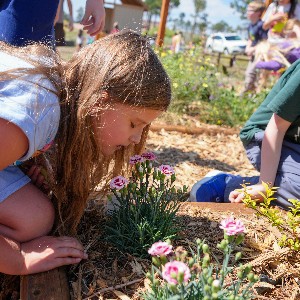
top-left (171, 0), bottom-right (244, 28)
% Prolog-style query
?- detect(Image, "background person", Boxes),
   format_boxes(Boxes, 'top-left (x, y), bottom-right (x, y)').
top-left (54, 0), bottom-right (74, 46)
top-left (190, 58), bottom-right (300, 210)
top-left (242, 1), bottom-right (268, 94)
top-left (262, 0), bottom-right (300, 44)
top-left (0, 0), bottom-right (105, 47)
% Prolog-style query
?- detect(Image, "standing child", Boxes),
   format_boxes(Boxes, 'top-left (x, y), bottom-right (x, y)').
top-left (76, 29), bottom-right (84, 51)
top-left (262, 0), bottom-right (300, 44)
top-left (242, 1), bottom-right (268, 94)
top-left (0, 30), bottom-right (171, 275)
top-left (190, 58), bottom-right (300, 210)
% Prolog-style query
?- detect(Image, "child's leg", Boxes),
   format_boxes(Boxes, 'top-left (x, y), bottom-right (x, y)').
top-left (243, 60), bottom-right (257, 92)
top-left (0, 182), bottom-right (54, 243)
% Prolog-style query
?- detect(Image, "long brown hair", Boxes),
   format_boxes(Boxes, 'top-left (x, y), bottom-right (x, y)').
top-left (52, 30), bottom-right (171, 233)
top-left (0, 30), bottom-right (171, 234)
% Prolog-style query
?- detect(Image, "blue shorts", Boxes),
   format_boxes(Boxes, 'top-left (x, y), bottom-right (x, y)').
top-left (0, 166), bottom-right (31, 203)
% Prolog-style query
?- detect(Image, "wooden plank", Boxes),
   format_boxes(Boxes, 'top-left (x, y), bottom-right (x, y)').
top-left (180, 202), bottom-right (255, 215)
top-left (20, 267), bottom-right (70, 300)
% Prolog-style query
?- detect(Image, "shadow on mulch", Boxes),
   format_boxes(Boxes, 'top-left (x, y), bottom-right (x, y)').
top-left (146, 144), bottom-right (239, 173)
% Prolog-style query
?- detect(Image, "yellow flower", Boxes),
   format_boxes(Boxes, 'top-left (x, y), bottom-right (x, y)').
top-left (161, 52), bottom-right (167, 57)
top-left (173, 82), bottom-right (178, 89)
top-left (200, 66), bottom-right (204, 71)
top-left (202, 83), bottom-right (208, 88)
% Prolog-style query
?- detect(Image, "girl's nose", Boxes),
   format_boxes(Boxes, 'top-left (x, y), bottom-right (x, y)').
top-left (130, 131), bottom-right (142, 144)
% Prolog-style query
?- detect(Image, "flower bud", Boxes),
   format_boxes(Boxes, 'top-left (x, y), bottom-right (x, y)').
top-left (152, 256), bottom-right (161, 267)
top-left (153, 279), bottom-right (159, 286)
top-left (202, 244), bottom-right (209, 253)
top-left (237, 270), bottom-right (243, 279)
top-left (212, 292), bottom-right (219, 299)
top-left (247, 272), bottom-right (255, 282)
top-left (171, 173), bottom-right (176, 183)
top-left (169, 283), bottom-right (177, 293)
top-left (207, 277), bottom-right (213, 285)
top-left (204, 285), bottom-right (211, 293)
top-left (235, 252), bottom-right (242, 261)
top-left (188, 258), bottom-right (195, 267)
top-left (244, 265), bottom-right (252, 274)
top-left (178, 271), bottom-right (184, 284)
top-left (212, 279), bottom-right (220, 292)
top-left (235, 234), bottom-right (244, 245)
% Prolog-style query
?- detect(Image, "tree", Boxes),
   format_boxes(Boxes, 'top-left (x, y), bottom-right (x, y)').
top-left (144, 0), bottom-right (180, 30)
top-left (230, 0), bottom-right (252, 20)
top-left (191, 0), bottom-right (206, 37)
top-left (76, 6), bottom-right (84, 23)
top-left (211, 21), bottom-right (233, 32)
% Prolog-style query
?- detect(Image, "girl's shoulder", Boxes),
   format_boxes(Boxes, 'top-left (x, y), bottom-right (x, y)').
top-left (0, 51), bottom-right (33, 71)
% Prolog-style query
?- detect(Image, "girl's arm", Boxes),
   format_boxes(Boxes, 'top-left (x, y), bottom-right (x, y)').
top-left (230, 113), bottom-right (291, 202)
top-left (0, 118), bottom-right (28, 170)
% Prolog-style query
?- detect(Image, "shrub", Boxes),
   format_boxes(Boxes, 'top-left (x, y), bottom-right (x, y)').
top-left (105, 153), bottom-right (188, 257)
top-left (242, 182), bottom-right (300, 251)
top-left (158, 47), bottom-right (268, 127)
top-left (142, 217), bottom-right (258, 299)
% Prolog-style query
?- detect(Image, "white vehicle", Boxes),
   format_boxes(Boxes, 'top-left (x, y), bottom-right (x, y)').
top-left (205, 33), bottom-right (247, 55)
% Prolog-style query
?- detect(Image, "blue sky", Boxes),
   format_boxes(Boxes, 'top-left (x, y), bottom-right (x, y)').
top-left (74, 0), bottom-right (246, 29)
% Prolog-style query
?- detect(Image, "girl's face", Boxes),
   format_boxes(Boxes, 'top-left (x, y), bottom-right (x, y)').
top-left (92, 103), bottom-right (162, 156)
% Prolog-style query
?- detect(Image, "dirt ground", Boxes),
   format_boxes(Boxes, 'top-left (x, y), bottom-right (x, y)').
top-left (1, 119), bottom-right (300, 300)
top-left (66, 120), bottom-right (300, 300)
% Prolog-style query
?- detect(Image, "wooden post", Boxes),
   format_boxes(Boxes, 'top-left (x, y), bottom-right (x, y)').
top-left (20, 268), bottom-right (70, 300)
top-left (156, 0), bottom-right (170, 47)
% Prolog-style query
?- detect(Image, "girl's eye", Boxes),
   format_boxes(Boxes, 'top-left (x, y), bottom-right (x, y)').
top-left (130, 122), bottom-right (136, 129)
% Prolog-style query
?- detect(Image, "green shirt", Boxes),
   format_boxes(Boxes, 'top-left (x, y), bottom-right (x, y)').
top-left (240, 60), bottom-right (300, 146)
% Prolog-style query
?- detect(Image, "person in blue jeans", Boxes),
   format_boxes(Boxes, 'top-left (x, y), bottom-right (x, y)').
top-left (0, 0), bottom-right (59, 47)
top-left (190, 59), bottom-right (300, 210)
top-left (0, 0), bottom-right (105, 47)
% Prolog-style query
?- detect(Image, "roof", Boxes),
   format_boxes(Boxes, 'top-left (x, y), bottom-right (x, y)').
top-left (120, 0), bottom-right (148, 10)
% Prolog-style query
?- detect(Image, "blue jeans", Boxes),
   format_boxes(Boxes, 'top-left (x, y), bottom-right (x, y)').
top-left (224, 131), bottom-right (300, 209)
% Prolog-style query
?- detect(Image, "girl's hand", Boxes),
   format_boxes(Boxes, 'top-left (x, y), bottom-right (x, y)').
top-left (229, 184), bottom-right (266, 203)
top-left (27, 165), bottom-right (45, 188)
top-left (271, 12), bottom-right (287, 23)
top-left (81, 0), bottom-right (106, 36)
top-left (20, 236), bottom-right (88, 275)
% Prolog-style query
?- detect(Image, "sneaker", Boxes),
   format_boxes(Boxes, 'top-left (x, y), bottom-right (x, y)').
top-left (189, 170), bottom-right (231, 203)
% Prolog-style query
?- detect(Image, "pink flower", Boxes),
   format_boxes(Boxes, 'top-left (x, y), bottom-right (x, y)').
top-left (129, 155), bottom-right (144, 165)
top-left (158, 165), bottom-right (175, 175)
top-left (141, 152), bottom-right (156, 160)
top-left (110, 176), bottom-right (129, 190)
top-left (162, 261), bottom-right (191, 284)
top-left (220, 217), bottom-right (245, 236)
top-left (148, 241), bottom-right (173, 256)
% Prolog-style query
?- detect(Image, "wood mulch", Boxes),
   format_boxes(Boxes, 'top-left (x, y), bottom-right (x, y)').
top-left (1, 121), bottom-right (300, 300)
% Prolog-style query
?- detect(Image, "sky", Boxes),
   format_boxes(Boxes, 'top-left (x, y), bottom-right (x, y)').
top-left (73, 0), bottom-right (247, 29)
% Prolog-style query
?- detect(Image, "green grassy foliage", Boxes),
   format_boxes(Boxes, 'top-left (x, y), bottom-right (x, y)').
top-left (157, 47), bottom-right (269, 127)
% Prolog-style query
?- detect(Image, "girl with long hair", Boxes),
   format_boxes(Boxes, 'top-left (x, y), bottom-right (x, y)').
top-left (0, 30), bottom-right (171, 275)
